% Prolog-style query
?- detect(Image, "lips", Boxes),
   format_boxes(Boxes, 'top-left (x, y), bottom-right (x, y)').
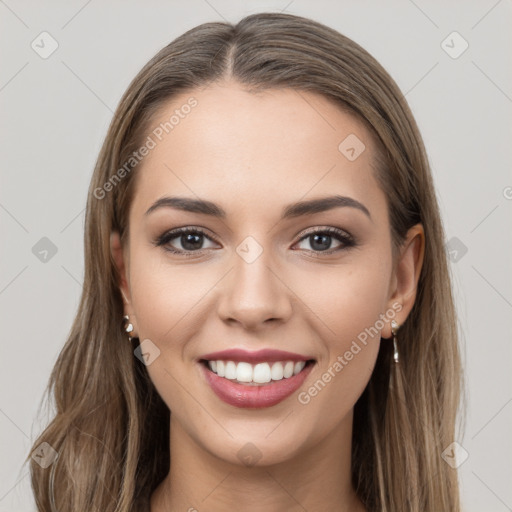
top-left (198, 348), bottom-right (316, 408)
top-left (200, 348), bottom-right (312, 364)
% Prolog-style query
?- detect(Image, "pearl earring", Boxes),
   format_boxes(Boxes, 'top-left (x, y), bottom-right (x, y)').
top-left (122, 315), bottom-right (134, 341)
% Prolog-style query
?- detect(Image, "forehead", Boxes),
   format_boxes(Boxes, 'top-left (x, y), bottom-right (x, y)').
top-left (130, 81), bottom-right (384, 220)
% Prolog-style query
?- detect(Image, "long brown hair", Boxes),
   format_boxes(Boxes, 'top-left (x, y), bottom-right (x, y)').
top-left (27, 12), bottom-right (464, 511)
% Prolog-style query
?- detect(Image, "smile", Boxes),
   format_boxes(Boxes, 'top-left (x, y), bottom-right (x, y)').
top-left (198, 348), bottom-right (316, 408)
top-left (205, 360), bottom-right (308, 385)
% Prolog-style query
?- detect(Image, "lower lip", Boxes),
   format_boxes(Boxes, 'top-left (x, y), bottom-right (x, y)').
top-left (200, 361), bottom-right (314, 408)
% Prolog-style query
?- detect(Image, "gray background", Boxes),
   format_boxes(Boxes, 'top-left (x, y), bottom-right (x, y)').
top-left (1, 1), bottom-right (511, 510)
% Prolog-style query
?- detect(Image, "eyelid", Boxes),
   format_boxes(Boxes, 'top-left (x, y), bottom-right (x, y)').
top-left (155, 225), bottom-right (355, 256)
top-left (294, 225), bottom-right (354, 242)
top-left (292, 226), bottom-right (355, 254)
top-left (154, 226), bottom-right (220, 253)
top-left (157, 225), bottom-right (217, 239)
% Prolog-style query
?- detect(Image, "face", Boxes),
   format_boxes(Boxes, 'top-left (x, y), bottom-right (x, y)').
top-left (112, 80), bottom-right (415, 467)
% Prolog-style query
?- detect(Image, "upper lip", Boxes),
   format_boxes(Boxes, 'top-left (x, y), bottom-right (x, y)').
top-left (199, 348), bottom-right (314, 364)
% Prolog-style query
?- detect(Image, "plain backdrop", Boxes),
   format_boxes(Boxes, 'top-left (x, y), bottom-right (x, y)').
top-left (1, 1), bottom-right (511, 510)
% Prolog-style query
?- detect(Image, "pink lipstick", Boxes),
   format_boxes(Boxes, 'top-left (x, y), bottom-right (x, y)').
top-left (198, 348), bottom-right (315, 408)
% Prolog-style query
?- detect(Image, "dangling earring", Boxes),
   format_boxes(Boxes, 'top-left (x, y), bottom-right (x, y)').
top-left (122, 315), bottom-right (134, 341)
top-left (391, 319), bottom-right (400, 363)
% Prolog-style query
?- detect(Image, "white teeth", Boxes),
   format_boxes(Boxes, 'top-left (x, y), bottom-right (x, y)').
top-left (283, 361), bottom-right (294, 378)
top-left (205, 359), bottom-right (310, 384)
top-left (294, 361), bottom-right (306, 375)
top-left (236, 362), bottom-right (253, 382)
top-left (253, 363), bottom-right (272, 383)
top-left (225, 361), bottom-right (237, 380)
top-left (271, 362), bottom-right (284, 380)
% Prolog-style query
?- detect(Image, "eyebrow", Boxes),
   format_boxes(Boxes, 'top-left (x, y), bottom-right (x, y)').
top-left (144, 194), bottom-right (371, 220)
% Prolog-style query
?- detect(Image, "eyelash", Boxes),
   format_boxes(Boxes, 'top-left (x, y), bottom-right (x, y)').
top-left (154, 226), bottom-right (356, 257)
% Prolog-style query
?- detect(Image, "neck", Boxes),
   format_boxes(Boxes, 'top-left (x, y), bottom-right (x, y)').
top-left (151, 410), bottom-right (366, 512)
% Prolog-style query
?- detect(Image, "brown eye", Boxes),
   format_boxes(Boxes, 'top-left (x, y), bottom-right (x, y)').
top-left (155, 227), bottom-right (219, 255)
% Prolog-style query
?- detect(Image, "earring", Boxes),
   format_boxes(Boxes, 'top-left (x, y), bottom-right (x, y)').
top-left (391, 319), bottom-right (400, 364)
top-left (122, 315), bottom-right (134, 341)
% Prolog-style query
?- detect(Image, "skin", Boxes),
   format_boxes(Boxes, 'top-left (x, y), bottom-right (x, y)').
top-left (111, 80), bottom-right (424, 512)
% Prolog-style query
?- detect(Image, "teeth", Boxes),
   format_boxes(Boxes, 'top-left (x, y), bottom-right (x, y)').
top-left (294, 361), bottom-right (305, 374)
top-left (206, 359), bottom-right (309, 384)
top-left (270, 362), bottom-right (284, 380)
top-left (236, 362), bottom-right (253, 382)
top-left (283, 361), bottom-right (294, 378)
top-left (253, 363), bottom-right (272, 383)
top-left (225, 361), bottom-right (237, 379)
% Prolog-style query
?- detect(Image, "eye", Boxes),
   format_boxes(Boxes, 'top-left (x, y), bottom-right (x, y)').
top-left (293, 227), bottom-right (355, 254)
top-left (154, 227), bottom-right (219, 255)
top-left (154, 225), bottom-right (356, 257)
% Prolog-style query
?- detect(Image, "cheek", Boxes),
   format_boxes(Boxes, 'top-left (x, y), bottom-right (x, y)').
top-left (290, 251), bottom-right (392, 347)
top-left (127, 253), bottom-right (208, 412)
top-left (128, 247), bottom-right (214, 342)
top-left (288, 254), bottom-right (391, 412)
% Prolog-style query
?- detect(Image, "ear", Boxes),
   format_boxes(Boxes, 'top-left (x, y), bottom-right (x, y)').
top-left (382, 223), bottom-right (425, 338)
top-left (110, 231), bottom-right (138, 334)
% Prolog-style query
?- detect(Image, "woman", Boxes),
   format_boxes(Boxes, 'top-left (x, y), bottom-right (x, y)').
top-left (28, 12), bottom-right (464, 512)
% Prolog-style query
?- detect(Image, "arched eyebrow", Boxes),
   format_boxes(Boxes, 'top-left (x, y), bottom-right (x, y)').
top-left (282, 195), bottom-right (371, 220)
top-left (144, 195), bottom-right (371, 220)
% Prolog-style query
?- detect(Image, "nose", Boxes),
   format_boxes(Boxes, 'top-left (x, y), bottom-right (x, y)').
top-left (216, 251), bottom-right (293, 331)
